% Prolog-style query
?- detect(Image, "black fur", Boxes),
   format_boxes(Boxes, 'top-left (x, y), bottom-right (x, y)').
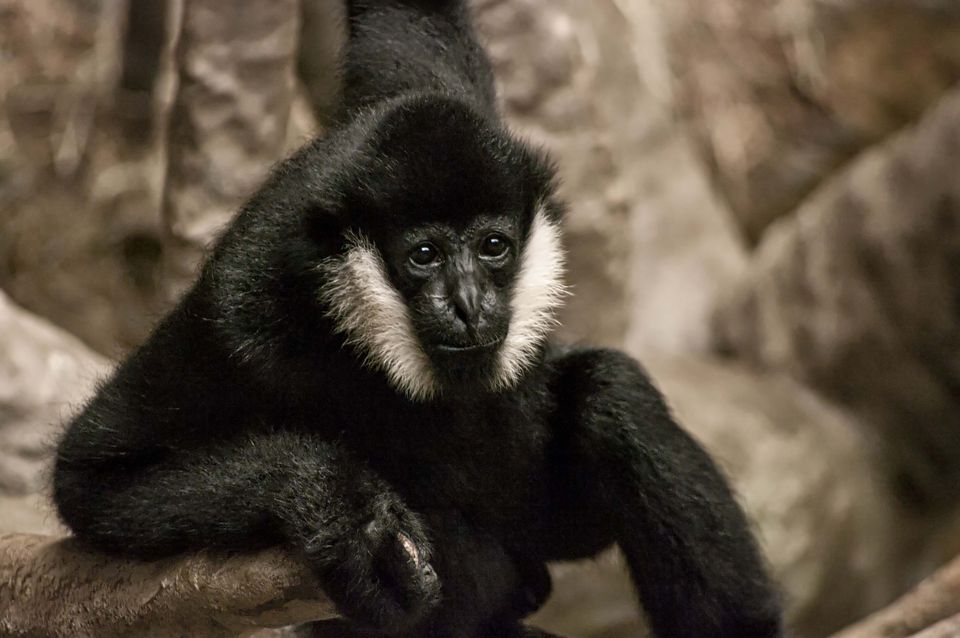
top-left (53, 1), bottom-right (784, 636)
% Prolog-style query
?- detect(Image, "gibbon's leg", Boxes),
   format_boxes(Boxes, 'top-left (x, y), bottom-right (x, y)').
top-left (548, 348), bottom-right (784, 638)
top-left (53, 430), bottom-right (439, 632)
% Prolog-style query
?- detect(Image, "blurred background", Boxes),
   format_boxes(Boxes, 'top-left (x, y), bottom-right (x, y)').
top-left (2, 0), bottom-right (960, 636)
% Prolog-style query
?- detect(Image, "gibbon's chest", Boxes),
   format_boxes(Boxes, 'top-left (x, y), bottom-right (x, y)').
top-left (347, 398), bottom-right (553, 529)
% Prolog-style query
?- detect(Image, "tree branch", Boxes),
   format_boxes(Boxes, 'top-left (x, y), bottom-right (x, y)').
top-left (0, 533), bottom-right (337, 638)
top-left (832, 555), bottom-right (960, 638)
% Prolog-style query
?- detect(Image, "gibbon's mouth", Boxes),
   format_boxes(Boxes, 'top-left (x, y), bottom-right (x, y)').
top-left (433, 339), bottom-right (504, 353)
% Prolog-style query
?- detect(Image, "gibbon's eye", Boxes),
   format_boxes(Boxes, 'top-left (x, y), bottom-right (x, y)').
top-left (480, 233), bottom-right (510, 258)
top-left (410, 242), bottom-right (441, 266)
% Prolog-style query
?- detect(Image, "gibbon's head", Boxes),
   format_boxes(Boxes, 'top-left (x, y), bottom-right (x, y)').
top-left (305, 95), bottom-right (566, 401)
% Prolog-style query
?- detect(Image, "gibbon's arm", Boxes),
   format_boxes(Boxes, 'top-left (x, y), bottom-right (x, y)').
top-left (550, 348), bottom-right (783, 638)
top-left (54, 422), bottom-right (440, 632)
top-left (338, 0), bottom-right (497, 118)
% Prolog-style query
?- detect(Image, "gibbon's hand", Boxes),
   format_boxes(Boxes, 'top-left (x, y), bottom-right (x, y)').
top-left (297, 490), bottom-right (440, 632)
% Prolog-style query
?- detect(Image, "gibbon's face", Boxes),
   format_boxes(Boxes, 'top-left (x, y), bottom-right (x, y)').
top-left (383, 214), bottom-right (524, 383)
top-left (318, 208), bottom-right (565, 402)
top-left (315, 98), bottom-right (566, 401)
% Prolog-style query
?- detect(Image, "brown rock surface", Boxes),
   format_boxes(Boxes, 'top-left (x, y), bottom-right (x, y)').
top-left (0, 290), bottom-right (107, 535)
top-left (712, 87), bottom-right (960, 508)
top-left (656, 0), bottom-right (960, 241)
top-left (0, 0), bottom-right (170, 355)
top-left (0, 0), bottom-right (316, 354)
top-left (161, 0), bottom-right (301, 297)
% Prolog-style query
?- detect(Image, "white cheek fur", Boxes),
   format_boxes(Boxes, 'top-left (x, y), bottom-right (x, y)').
top-left (318, 208), bottom-right (566, 401)
top-left (318, 231), bottom-right (440, 402)
top-left (492, 208), bottom-right (567, 391)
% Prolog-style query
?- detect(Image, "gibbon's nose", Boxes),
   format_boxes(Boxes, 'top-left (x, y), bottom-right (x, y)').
top-left (452, 281), bottom-right (483, 332)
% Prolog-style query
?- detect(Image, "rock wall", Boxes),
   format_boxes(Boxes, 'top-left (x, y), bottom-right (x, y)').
top-left (0, 290), bottom-right (106, 536)
top-left (2, 1), bottom-right (960, 637)
top-left (655, 0), bottom-right (960, 242)
top-left (713, 88), bottom-right (960, 509)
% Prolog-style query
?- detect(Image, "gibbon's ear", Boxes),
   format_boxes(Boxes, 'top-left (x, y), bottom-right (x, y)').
top-left (304, 205), bottom-right (349, 259)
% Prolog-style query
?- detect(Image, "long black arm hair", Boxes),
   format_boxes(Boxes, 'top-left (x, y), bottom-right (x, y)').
top-left (337, 0), bottom-right (498, 119)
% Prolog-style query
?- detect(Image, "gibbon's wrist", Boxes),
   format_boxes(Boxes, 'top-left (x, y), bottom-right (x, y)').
top-left (272, 464), bottom-right (393, 547)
